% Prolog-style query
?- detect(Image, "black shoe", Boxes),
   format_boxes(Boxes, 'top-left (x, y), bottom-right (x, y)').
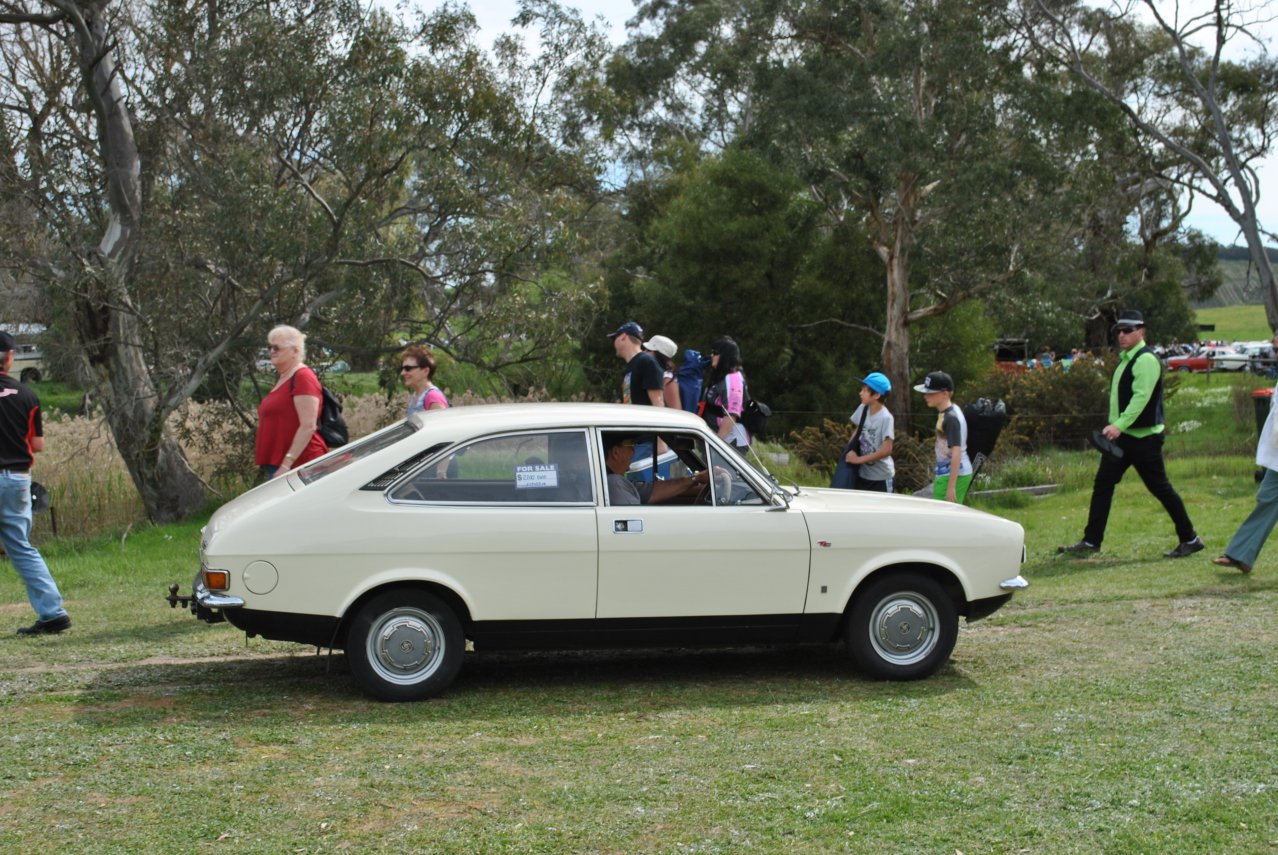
top-left (1058, 540), bottom-right (1099, 555)
top-left (16, 615), bottom-right (70, 636)
top-left (1165, 536), bottom-right (1205, 559)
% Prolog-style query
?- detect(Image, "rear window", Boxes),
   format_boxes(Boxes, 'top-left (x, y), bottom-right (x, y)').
top-left (297, 421), bottom-right (418, 485)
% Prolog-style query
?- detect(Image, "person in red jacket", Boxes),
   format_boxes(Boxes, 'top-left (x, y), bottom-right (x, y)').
top-left (255, 325), bottom-right (328, 480)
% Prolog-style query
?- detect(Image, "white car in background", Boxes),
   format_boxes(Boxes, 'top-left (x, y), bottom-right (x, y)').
top-left (12, 343), bottom-right (45, 383)
top-left (169, 404), bottom-right (1028, 701)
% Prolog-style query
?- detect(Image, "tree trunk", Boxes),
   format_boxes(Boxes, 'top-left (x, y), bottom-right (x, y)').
top-left (63, 0), bottom-right (206, 522)
top-left (879, 208), bottom-right (914, 434)
top-left (1239, 219), bottom-right (1278, 332)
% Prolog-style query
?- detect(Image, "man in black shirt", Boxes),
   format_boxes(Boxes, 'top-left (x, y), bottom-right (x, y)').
top-left (0, 331), bottom-right (70, 635)
top-left (607, 321), bottom-right (665, 407)
top-left (607, 320), bottom-right (667, 482)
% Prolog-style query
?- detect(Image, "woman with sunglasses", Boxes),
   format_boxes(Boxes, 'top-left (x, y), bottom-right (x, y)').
top-left (400, 345), bottom-right (449, 417)
top-left (255, 325), bottom-right (329, 480)
top-left (699, 336), bottom-right (751, 448)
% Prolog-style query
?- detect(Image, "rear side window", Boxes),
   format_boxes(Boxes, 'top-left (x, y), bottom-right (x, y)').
top-left (389, 430), bottom-right (594, 505)
top-left (297, 421), bottom-right (418, 485)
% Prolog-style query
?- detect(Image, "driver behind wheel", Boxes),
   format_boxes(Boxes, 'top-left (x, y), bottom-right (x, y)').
top-left (603, 434), bottom-right (709, 506)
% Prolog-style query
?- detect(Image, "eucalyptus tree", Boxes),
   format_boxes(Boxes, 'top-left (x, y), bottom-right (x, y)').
top-left (611, 0), bottom-right (1068, 422)
top-left (1017, 0), bottom-right (1278, 328)
top-left (0, 0), bottom-right (606, 520)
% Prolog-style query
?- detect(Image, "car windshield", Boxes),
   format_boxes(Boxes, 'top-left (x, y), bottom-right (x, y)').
top-left (297, 420), bottom-right (418, 485)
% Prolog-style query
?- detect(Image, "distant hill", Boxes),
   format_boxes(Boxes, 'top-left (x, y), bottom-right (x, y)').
top-left (1195, 247), bottom-right (1278, 308)
top-left (1216, 245), bottom-right (1278, 263)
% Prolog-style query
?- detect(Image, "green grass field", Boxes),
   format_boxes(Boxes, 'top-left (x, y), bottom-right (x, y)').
top-left (2, 370), bottom-right (1276, 852)
top-left (1195, 303), bottom-right (1271, 342)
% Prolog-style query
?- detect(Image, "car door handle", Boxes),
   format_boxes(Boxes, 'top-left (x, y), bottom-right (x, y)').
top-left (612, 519), bottom-right (644, 533)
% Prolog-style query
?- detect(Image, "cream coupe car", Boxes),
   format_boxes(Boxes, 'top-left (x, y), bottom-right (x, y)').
top-left (168, 404), bottom-right (1027, 701)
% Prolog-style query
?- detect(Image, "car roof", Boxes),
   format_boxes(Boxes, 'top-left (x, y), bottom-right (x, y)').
top-left (410, 402), bottom-right (706, 438)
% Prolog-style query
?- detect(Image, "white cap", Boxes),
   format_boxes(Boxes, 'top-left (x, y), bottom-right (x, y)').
top-left (643, 335), bottom-right (678, 360)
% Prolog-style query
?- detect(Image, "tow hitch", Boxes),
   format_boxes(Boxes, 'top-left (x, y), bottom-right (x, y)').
top-left (166, 583), bottom-right (193, 609)
top-left (165, 581), bottom-right (229, 624)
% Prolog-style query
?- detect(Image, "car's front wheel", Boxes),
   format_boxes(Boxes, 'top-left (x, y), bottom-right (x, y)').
top-left (19, 367), bottom-right (40, 383)
top-left (347, 590), bottom-right (464, 701)
top-left (846, 572), bottom-right (957, 680)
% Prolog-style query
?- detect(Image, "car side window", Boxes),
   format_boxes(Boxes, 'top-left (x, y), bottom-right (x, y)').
top-left (389, 430), bottom-right (593, 504)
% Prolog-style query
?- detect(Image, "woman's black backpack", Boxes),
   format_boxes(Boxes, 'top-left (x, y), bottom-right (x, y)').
top-left (290, 373), bottom-right (349, 448)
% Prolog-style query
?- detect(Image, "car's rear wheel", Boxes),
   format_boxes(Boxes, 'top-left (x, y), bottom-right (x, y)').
top-left (846, 572), bottom-right (957, 680)
top-left (347, 590), bottom-right (463, 701)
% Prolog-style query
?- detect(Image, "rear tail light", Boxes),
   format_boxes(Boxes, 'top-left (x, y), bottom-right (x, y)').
top-left (204, 569), bottom-right (230, 591)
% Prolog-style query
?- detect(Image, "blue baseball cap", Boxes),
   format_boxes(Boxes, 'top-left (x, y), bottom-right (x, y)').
top-left (858, 372), bottom-right (891, 395)
top-left (606, 321), bottom-right (644, 339)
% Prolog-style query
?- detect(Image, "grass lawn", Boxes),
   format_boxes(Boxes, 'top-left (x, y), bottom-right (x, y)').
top-left (1, 376), bottom-right (1276, 853)
top-left (1195, 304), bottom-right (1270, 342)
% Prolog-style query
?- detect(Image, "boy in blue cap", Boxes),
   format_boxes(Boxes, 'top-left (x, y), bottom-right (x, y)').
top-left (845, 372), bottom-right (895, 492)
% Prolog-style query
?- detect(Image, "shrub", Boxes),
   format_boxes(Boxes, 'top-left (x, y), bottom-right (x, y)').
top-left (787, 418), bottom-right (932, 495)
top-left (965, 358), bottom-right (1112, 452)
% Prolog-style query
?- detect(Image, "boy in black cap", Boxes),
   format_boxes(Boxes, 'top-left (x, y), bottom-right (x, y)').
top-left (0, 330), bottom-right (70, 634)
top-left (1059, 309), bottom-right (1203, 558)
top-left (915, 370), bottom-right (973, 503)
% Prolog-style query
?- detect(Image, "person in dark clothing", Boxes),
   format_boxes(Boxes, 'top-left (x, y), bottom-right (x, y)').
top-left (607, 321), bottom-right (665, 407)
top-left (1059, 310), bottom-right (1203, 558)
top-left (0, 331), bottom-right (70, 635)
top-left (607, 320), bottom-right (666, 481)
top-left (699, 336), bottom-right (750, 447)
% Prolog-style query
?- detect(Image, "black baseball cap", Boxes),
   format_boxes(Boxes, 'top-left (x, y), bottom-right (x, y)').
top-left (913, 371), bottom-right (954, 394)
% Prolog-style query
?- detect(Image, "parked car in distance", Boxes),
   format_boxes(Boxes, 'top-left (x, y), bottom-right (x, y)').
top-left (1166, 345), bottom-right (1249, 372)
top-left (168, 404), bottom-right (1028, 701)
top-left (12, 343), bottom-right (45, 383)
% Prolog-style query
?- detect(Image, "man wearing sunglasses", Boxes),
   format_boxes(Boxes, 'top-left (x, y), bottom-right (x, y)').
top-left (1060, 309), bottom-right (1203, 559)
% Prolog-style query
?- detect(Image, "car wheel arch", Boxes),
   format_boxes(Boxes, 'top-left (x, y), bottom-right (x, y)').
top-left (338, 581), bottom-right (472, 646)
top-left (839, 562), bottom-right (966, 630)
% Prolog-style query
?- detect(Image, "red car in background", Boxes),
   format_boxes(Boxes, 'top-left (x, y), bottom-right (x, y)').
top-left (1165, 345), bottom-right (1249, 372)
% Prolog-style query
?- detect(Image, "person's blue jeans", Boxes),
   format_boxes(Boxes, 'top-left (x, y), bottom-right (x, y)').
top-left (0, 471), bottom-right (66, 621)
top-left (1224, 466), bottom-right (1278, 567)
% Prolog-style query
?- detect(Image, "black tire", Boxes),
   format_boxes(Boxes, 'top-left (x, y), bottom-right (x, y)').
top-left (19, 367), bottom-right (40, 383)
top-left (846, 571), bottom-right (958, 680)
top-left (346, 589), bottom-right (464, 701)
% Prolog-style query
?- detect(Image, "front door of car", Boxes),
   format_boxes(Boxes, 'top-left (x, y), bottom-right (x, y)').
top-left (595, 443), bottom-right (811, 630)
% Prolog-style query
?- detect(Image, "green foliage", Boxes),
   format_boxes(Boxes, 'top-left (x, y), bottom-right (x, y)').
top-left (786, 417), bottom-right (931, 494)
top-left (600, 147), bottom-right (883, 431)
top-left (965, 359), bottom-right (1112, 452)
top-left (909, 302), bottom-right (1000, 393)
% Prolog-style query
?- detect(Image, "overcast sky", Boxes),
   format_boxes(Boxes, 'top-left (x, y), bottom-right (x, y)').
top-left (416, 0), bottom-right (1274, 247)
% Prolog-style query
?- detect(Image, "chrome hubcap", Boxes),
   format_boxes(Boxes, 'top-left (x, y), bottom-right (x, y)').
top-left (868, 595), bottom-right (938, 665)
top-left (368, 608), bottom-right (444, 684)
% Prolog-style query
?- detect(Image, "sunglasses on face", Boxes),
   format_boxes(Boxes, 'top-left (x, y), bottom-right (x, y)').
top-left (1116, 327), bottom-right (1138, 335)
top-left (399, 364), bottom-right (421, 372)
top-left (267, 344), bottom-right (287, 352)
